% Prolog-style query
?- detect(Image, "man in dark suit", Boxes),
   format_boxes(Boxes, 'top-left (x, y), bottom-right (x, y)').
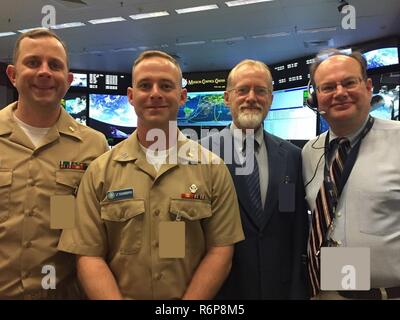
top-left (201, 59), bottom-right (309, 299)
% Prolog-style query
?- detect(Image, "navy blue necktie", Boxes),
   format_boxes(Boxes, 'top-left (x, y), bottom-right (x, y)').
top-left (243, 140), bottom-right (264, 225)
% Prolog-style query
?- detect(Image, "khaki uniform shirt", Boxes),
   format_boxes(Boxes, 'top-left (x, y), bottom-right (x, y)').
top-left (58, 131), bottom-right (244, 300)
top-left (0, 102), bottom-right (109, 299)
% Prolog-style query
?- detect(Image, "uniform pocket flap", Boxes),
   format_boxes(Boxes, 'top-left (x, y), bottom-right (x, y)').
top-left (0, 170), bottom-right (12, 187)
top-left (101, 199), bottom-right (145, 222)
top-left (55, 170), bottom-right (84, 188)
top-left (170, 198), bottom-right (212, 221)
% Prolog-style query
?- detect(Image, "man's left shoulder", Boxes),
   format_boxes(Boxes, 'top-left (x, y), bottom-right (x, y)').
top-left (184, 137), bottom-right (224, 165)
top-left (372, 117), bottom-right (400, 132)
top-left (265, 132), bottom-right (301, 154)
top-left (71, 122), bottom-right (107, 142)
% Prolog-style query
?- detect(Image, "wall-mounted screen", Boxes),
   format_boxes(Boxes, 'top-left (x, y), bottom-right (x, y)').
top-left (363, 47), bottom-right (399, 70)
top-left (62, 92), bottom-right (88, 125)
top-left (264, 86), bottom-right (317, 140)
top-left (88, 94), bottom-right (137, 139)
top-left (370, 72), bottom-right (399, 120)
top-left (177, 91), bottom-right (232, 126)
top-left (71, 72), bottom-right (87, 88)
top-left (88, 73), bottom-right (130, 93)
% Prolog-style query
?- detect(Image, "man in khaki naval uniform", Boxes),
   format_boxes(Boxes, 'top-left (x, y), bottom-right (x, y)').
top-left (0, 29), bottom-right (108, 299)
top-left (58, 50), bottom-right (244, 300)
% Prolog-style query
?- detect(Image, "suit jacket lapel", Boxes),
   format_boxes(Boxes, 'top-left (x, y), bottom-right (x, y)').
top-left (260, 132), bottom-right (287, 229)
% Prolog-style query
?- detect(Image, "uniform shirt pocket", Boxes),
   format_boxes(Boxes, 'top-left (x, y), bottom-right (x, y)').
top-left (55, 170), bottom-right (84, 195)
top-left (0, 169), bottom-right (12, 223)
top-left (169, 198), bottom-right (212, 250)
top-left (101, 199), bottom-right (145, 255)
top-left (357, 190), bottom-right (400, 236)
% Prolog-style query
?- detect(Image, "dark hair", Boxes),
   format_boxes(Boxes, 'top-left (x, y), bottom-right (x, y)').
top-left (310, 49), bottom-right (368, 86)
top-left (12, 28), bottom-right (69, 67)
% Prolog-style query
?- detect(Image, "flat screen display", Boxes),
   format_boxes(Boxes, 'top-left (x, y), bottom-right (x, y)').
top-left (71, 72), bottom-right (87, 88)
top-left (88, 94), bottom-right (137, 139)
top-left (264, 86), bottom-right (317, 140)
top-left (62, 92), bottom-right (87, 125)
top-left (370, 72), bottom-right (399, 120)
top-left (363, 47), bottom-right (399, 70)
top-left (177, 91), bottom-right (232, 126)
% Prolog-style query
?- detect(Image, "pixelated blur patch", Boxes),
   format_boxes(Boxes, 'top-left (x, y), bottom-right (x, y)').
top-left (321, 247), bottom-right (370, 290)
top-left (159, 221), bottom-right (185, 258)
top-left (50, 195), bottom-right (75, 229)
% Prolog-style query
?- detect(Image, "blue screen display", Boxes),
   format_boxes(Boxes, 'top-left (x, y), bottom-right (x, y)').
top-left (89, 94), bottom-right (137, 138)
top-left (178, 91), bottom-right (231, 126)
top-left (62, 93), bottom-right (87, 125)
top-left (71, 72), bottom-right (87, 87)
top-left (264, 86), bottom-right (317, 140)
top-left (363, 47), bottom-right (399, 69)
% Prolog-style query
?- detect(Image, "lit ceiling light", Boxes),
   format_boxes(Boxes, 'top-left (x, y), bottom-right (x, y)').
top-left (225, 0), bottom-right (274, 7)
top-left (18, 27), bottom-right (48, 33)
top-left (297, 27), bottom-right (337, 34)
top-left (50, 22), bottom-right (86, 29)
top-left (88, 17), bottom-right (126, 24)
top-left (129, 11), bottom-right (169, 20)
top-left (0, 32), bottom-right (16, 37)
top-left (211, 36), bottom-right (245, 43)
top-left (175, 4), bottom-right (219, 14)
top-left (176, 40), bottom-right (206, 46)
top-left (111, 47), bottom-right (137, 52)
top-left (251, 32), bottom-right (290, 38)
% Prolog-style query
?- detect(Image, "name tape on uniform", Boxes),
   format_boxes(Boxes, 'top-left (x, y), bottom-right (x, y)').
top-left (106, 188), bottom-right (134, 201)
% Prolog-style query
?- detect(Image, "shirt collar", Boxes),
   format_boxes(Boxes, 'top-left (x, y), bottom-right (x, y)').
top-left (0, 102), bottom-right (83, 141)
top-left (230, 122), bottom-right (264, 153)
top-left (329, 116), bottom-right (370, 147)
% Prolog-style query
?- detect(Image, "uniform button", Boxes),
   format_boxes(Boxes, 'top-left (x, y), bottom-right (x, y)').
top-left (155, 273), bottom-right (163, 280)
top-left (154, 209), bottom-right (160, 216)
top-left (337, 212), bottom-right (342, 217)
top-left (24, 242), bottom-right (32, 248)
top-left (21, 272), bottom-right (30, 279)
top-left (25, 209), bottom-right (34, 217)
top-left (27, 179), bottom-right (34, 186)
top-left (152, 240), bottom-right (159, 248)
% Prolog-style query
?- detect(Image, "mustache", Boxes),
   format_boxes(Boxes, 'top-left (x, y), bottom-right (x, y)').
top-left (239, 103), bottom-right (263, 111)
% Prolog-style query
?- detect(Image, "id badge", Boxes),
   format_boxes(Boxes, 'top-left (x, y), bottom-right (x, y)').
top-left (278, 181), bottom-right (295, 212)
top-left (159, 221), bottom-right (185, 258)
top-left (50, 195), bottom-right (75, 229)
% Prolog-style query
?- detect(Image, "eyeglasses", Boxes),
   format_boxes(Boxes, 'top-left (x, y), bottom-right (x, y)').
top-left (228, 86), bottom-right (271, 97)
top-left (316, 77), bottom-right (364, 94)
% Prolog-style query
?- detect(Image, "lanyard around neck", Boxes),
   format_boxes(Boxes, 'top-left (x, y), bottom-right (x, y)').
top-left (323, 116), bottom-right (375, 198)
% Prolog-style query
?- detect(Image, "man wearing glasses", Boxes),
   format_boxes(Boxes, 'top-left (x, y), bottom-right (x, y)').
top-left (302, 49), bottom-right (400, 299)
top-left (202, 59), bottom-right (309, 299)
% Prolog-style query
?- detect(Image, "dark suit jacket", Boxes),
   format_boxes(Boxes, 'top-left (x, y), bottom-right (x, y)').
top-left (201, 127), bottom-right (309, 299)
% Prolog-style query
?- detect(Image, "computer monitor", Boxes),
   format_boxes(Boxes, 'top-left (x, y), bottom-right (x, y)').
top-left (177, 91), bottom-right (231, 126)
top-left (88, 93), bottom-right (137, 139)
top-left (62, 92), bottom-right (88, 125)
top-left (264, 86), bottom-right (317, 140)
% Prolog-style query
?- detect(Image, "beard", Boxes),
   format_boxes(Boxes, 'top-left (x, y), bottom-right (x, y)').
top-left (236, 105), bottom-right (265, 129)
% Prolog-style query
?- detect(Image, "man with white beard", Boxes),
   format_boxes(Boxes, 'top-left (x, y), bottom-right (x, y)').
top-left (202, 59), bottom-right (309, 299)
